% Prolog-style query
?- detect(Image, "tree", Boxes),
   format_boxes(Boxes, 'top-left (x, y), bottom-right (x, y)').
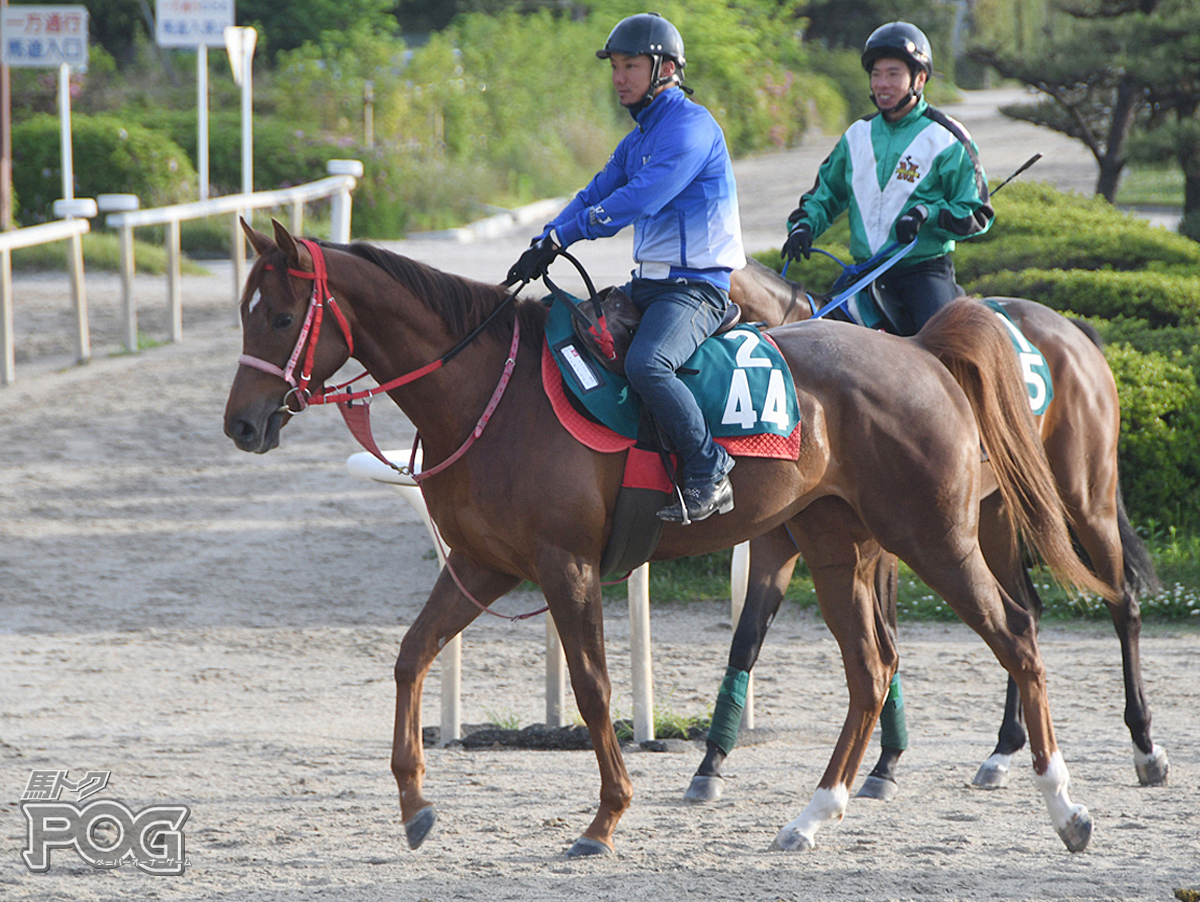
top-left (970, 0), bottom-right (1156, 203)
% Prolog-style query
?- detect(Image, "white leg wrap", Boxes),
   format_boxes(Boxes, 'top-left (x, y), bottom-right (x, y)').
top-left (770, 785), bottom-right (848, 852)
top-left (1032, 751), bottom-right (1093, 852)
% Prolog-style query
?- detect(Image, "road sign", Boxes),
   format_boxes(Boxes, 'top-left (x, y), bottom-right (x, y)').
top-left (155, 0), bottom-right (234, 49)
top-left (1, 5), bottom-right (88, 69)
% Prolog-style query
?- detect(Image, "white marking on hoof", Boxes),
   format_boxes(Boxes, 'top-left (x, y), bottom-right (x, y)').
top-left (684, 774), bottom-right (724, 803)
top-left (566, 836), bottom-right (613, 857)
top-left (1033, 751), bottom-right (1092, 852)
top-left (1134, 743), bottom-right (1169, 786)
top-left (971, 752), bottom-right (1013, 789)
top-left (769, 785), bottom-right (847, 852)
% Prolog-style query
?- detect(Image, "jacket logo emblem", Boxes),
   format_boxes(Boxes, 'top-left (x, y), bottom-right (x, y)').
top-left (590, 205), bottom-right (613, 226)
top-left (894, 155), bottom-right (920, 183)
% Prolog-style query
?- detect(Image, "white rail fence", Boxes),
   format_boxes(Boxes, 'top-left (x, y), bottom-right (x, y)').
top-left (347, 449), bottom-right (754, 746)
top-left (0, 160), bottom-right (362, 386)
top-left (1, 215), bottom-right (91, 385)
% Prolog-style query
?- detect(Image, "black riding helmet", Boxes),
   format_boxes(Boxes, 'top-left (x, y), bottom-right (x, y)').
top-left (597, 13), bottom-right (686, 110)
top-left (861, 21), bottom-right (933, 79)
top-left (861, 22), bottom-right (932, 115)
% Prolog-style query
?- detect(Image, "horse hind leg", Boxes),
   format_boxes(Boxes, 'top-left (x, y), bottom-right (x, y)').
top-left (857, 551), bottom-right (905, 802)
top-left (910, 547), bottom-right (1092, 851)
top-left (391, 556), bottom-right (521, 850)
top-left (1069, 486), bottom-right (1169, 785)
top-left (685, 525), bottom-right (800, 803)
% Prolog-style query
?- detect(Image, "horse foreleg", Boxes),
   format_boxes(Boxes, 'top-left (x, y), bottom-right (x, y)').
top-left (392, 553), bottom-right (520, 850)
top-left (536, 553), bottom-right (630, 857)
top-left (771, 500), bottom-right (896, 852)
top-left (685, 526), bottom-right (800, 803)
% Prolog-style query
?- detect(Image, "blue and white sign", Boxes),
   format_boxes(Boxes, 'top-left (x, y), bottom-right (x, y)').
top-left (0, 5), bottom-right (88, 69)
top-left (155, 0), bottom-right (234, 48)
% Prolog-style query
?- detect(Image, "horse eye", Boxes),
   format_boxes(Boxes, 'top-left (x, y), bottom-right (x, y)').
top-left (272, 313), bottom-right (295, 330)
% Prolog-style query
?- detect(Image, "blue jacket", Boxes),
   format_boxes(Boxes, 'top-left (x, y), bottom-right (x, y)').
top-left (546, 87), bottom-right (745, 291)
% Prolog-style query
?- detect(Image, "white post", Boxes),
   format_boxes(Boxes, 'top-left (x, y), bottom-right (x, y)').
top-left (67, 229), bottom-right (89, 363)
top-left (240, 35), bottom-right (254, 196)
top-left (628, 563), bottom-right (654, 743)
top-left (166, 218), bottom-right (182, 343)
top-left (231, 210), bottom-right (246, 322)
top-left (326, 160), bottom-right (362, 243)
top-left (545, 617), bottom-right (567, 728)
top-left (198, 44), bottom-right (209, 200)
top-left (118, 224), bottom-right (136, 351)
top-left (58, 63), bottom-right (73, 202)
top-left (1, 247), bottom-right (12, 385)
top-left (730, 542), bottom-right (754, 729)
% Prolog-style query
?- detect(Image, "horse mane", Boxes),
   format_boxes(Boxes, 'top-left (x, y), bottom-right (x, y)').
top-left (319, 240), bottom-right (549, 353)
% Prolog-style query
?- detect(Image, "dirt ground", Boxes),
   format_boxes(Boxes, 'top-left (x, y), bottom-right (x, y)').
top-left (2, 90), bottom-right (1197, 901)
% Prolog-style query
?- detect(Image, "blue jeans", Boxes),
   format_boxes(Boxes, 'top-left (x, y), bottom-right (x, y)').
top-left (873, 254), bottom-right (962, 337)
top-left (624, 278), bottom-right (734, 488)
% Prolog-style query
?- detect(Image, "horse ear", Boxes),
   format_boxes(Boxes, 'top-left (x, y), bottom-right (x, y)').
top-left (240, 217), bottom-right (276, 257)
top-left (271, 218), bottom-right (312, 272)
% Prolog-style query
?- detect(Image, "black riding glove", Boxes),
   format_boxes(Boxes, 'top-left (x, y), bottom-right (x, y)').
top-left (506, 234), bottom-right (559, 285)
top-left (895, 206), bottom-right (927, 244)
top-left (782, 222), bottom-right (813, 261)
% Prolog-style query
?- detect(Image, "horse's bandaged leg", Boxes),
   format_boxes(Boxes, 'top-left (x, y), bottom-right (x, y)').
top-left (1032, 751), bottom-right (1092, 852)
top-left (770, 785), bottom-right (848, 851)
top-left (708, 666), bottom-right (750, 755)
top-left (879, 673), bottom-right (908, 751)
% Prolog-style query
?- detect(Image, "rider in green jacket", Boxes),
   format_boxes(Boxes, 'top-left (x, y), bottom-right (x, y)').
top-left (783, 22), bottom-right (994, 335)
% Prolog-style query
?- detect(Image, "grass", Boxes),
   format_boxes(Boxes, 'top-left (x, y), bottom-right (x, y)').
top-left (1115, 165), bottom-right (1185, 208)
top-left (605, 528), bottom-right (1200, 625)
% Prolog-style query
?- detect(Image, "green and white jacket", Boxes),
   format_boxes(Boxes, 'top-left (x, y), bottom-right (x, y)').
top-left (792, 98), bottom-right (994, 266)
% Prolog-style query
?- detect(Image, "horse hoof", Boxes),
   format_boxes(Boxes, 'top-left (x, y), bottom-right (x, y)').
top-left (404, 806), bottom-right (437, 849)
top-left (971, 754), bottom-right (1011, 790)
top-left (769, 827), bottom-right (815, 852)
top-left (1134, 744), bottom-right (1169, 786)
top-left (566, 836), bottom-right (613, 858)
top-left (1056, 805), bottom-right (1092, 853)
top-left (684, 774), bottom-right (725, 803)
top-left (855, 775), bottom-right (898, 802)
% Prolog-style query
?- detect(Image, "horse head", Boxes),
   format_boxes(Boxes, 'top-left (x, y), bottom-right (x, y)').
top-left (224, 219), bottom-right (355, 453)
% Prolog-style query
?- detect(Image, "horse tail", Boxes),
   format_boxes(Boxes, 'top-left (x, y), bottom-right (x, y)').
top-left (915, 299), bottom-right (1116, 603)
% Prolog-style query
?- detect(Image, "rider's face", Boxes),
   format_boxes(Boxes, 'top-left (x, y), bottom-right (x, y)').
top-left (610, 53), bottom-right (675, 107)
top-left (870, 57), bottom-right (926, 117)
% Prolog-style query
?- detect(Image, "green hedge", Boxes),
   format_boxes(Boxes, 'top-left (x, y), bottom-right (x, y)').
top-left (12, 113), bottom-right (197, 225)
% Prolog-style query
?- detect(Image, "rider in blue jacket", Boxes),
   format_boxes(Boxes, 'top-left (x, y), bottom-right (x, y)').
top-left (509, 13), bottom-right (746, 524)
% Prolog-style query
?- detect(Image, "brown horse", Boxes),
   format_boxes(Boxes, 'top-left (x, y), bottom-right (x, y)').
top-left (224, 220), bottom-right (1109, 855)
top-left (703, 259), bottom-right (1168, 797)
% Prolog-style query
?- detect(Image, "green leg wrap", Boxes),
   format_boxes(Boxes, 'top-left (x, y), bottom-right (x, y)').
top-left (879, 672), bottom-right (909, 751)
top-left (707, 667), bottom-right (750, 755)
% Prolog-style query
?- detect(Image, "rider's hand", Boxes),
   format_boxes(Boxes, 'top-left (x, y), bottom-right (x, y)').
top-left (506, 234), bottom-right (559, 285)
top-left (782, 223), bottom-right (813, 261)
top-left (895, 206), bottom-right (927, 244)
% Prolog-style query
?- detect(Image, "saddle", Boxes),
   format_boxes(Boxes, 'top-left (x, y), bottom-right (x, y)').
top-left (567, 285), bottom-right (742, 378)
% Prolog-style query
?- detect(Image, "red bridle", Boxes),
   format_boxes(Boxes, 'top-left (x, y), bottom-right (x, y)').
top-left (235, 238), bottom-right (521, 485)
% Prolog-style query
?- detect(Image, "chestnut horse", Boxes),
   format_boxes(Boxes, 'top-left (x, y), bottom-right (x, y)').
top-left (225, 221), bottom-right (1108, 855)
top-left (695, 259), bottom-right (1168, 799)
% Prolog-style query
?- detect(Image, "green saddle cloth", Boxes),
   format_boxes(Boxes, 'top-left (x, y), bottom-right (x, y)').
top-left (546, 296), bottom-right (800, 441)
top-left (982, 299), bottom-right (1054, 416)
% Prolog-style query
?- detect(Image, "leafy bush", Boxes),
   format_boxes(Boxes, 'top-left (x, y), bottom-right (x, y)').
top-left (11, 113), bottom-right (196, 224)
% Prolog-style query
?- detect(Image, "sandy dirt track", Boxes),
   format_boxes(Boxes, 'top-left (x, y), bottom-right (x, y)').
top-left (2, 90), bottom-right (1197, 901)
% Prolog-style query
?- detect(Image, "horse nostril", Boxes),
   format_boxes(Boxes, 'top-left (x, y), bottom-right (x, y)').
top-left (229, 417), bottom-right (258, 445)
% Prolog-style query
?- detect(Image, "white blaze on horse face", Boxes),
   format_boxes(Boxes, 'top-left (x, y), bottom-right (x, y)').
top-left (770, 784), bottom-right (848, 851)
top-left (248, 288), bottom-right (263, 315)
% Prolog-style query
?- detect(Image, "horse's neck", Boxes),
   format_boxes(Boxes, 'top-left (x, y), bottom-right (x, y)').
top-left (350, 289), bottom-right (515, 450)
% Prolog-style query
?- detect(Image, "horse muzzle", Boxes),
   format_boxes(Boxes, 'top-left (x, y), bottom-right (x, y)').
top-left (225, 401), bottom-right (288, 453)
